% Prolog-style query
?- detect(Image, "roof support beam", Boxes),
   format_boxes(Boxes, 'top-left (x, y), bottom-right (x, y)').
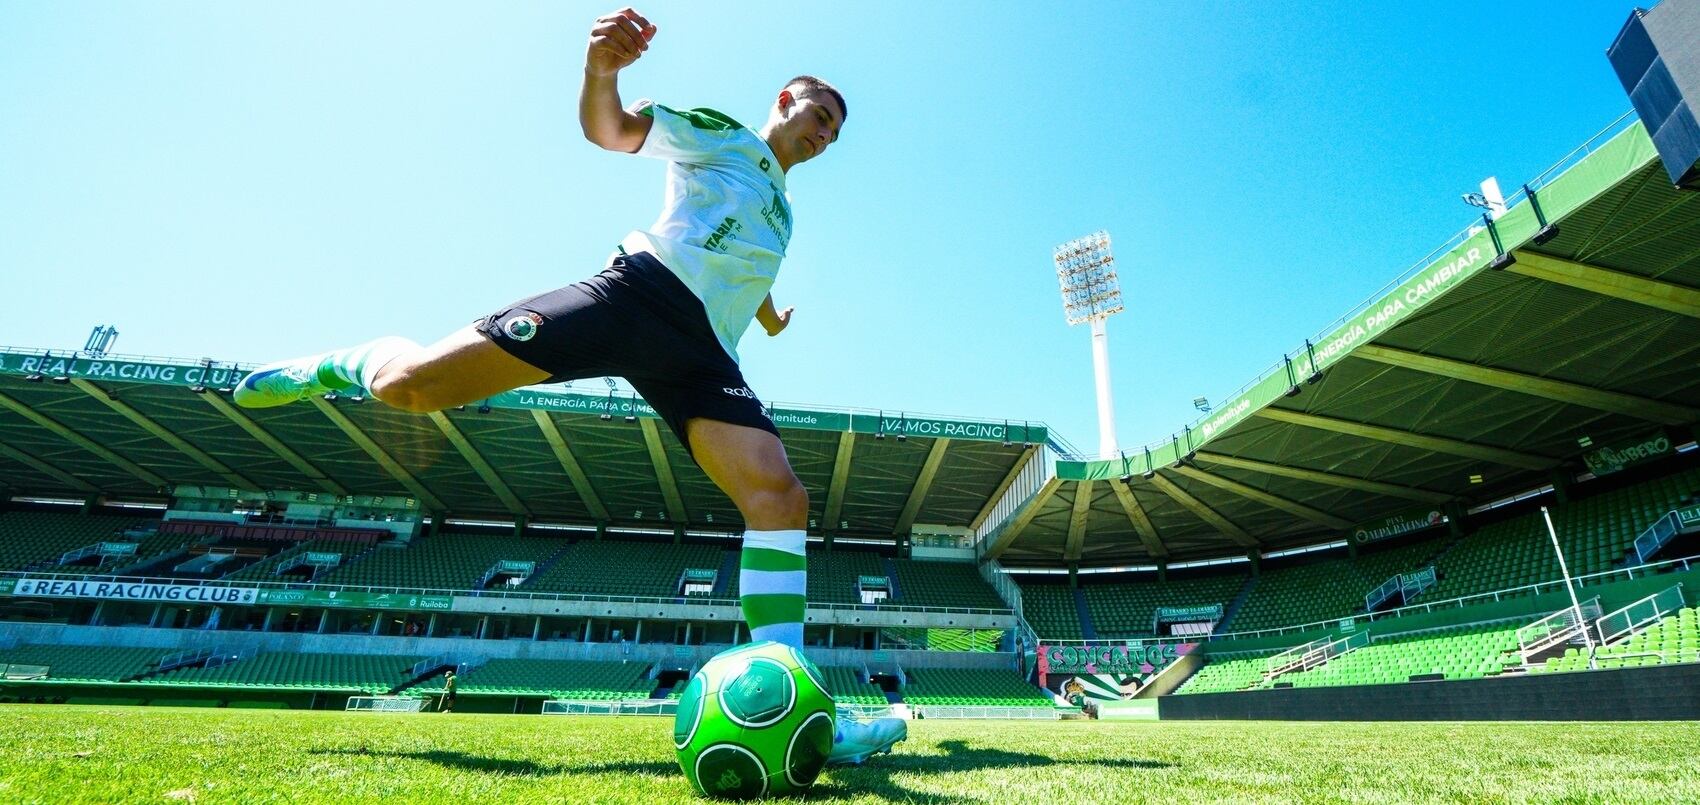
top-left (1108, 478), bottom-right (1167, 558)
top-left (821, 431), bottom-right (857, 532)
top-left (0, 439), bottom-right (98, 494)
top-left (0, 390), bottom-right (167, 489)
top-left (1063, 480), bottom-right (1093, 561)
top-left (1193, 451), bottom-right (1450, 504)
top-left (1354, 344), bottom-right (1700, 426)
top-left (1149, 472), bottom-right (1260, 548)
top-left (1508, 251), bottom-right (1700, 319)
top-left (70, 380), bottom-right (256, 489)
top-left (893, 438), bottom-right (951, 536)
top-left (1253, 407), bottom-right (1555, 471)
top-left (529, 411), bottom-right (609, 523)
top-left (1172, 464), bottom-right (1354, 531)
top-left (197, 391), bottom-right (348, 496)
top-left (308, 396), bottom-right (446, 512)
top-left (970, 445), bottom-right (1038, 532)
top-left (427, 411), bottom-right (529, 517)
top-left (982, 476), bottom-right (1062, 561)
top-left (637, 418), bottom-right (687, 525)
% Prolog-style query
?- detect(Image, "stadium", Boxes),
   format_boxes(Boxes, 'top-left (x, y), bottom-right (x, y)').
top-left (6, 4), bottom-right (1700, 804)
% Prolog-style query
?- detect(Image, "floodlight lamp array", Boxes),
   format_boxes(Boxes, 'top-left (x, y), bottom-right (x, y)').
top-left (1053, 230), bottom-right (1124, 325)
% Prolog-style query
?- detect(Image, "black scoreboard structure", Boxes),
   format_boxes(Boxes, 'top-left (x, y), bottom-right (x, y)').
top-left (1609, 0), bottom-right (1700, 190)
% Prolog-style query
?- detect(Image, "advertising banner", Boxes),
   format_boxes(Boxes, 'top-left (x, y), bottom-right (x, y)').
top-left (10, 578), bottom-right (260, 604)
top-left (1677, 504), bottom-right (1700, 530)
top-left (1353, 507), bottom-right (1446, 544)
top-left (1038, 642), bottom-right (1197, 702)
top-left (254, 589), bottom-right (453, 611)
top-left (99, 542), bottom-right (139, 556)
top-left (1582, 431), bottom-right (1674, 477)
top-left (1153, 604), bottom-right (1223, 624)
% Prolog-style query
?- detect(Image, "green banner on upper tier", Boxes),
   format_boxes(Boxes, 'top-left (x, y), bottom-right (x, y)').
top-left (1055, 123), bottom-right (1659, 481)
top-left (100, 542), bottom-right (139, 557)
top-left (1153, 604), bottom-right (1223, 623)
top-left (10, 578), bottom-right (260, 604)
top-left (1582, 430), bottom-right (1674, 477)
top-left (1678, 505), bottom-right (1700, 530)
top-left (0, 578), bottom-right (16, 596)
top-left (1353, 507), bottom-right (1446, 544)
top-left (254, 589), bottom-right (453, 610)
top-left (0, 349), bottom-right (1043, 445)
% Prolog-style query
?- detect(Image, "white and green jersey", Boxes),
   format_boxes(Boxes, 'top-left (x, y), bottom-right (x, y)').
top-left (620, 101), bottom-right (793, 363)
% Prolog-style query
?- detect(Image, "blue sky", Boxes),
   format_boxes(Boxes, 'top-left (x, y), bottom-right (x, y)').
top-left (0, 2), bottom-right (1642, 456)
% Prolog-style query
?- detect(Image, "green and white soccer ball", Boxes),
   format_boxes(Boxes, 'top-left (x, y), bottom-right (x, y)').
top-left (673, 640), bottom-right (835, 799)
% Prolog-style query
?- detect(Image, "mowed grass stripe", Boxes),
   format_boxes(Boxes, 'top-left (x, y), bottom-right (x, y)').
top-left (1, 706), bottom-right (1697, 803)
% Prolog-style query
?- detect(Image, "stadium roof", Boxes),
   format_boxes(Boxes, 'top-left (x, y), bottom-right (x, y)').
top-left (0, 352), bottom-right (1053, 539)
top-left (987, 119), bottom-right (1700, 566)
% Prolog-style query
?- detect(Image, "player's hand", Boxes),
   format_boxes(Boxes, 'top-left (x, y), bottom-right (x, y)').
top-left (586, 8), bottom-right (657, 77)
top-left (764, 306), bottom-right (794, 336)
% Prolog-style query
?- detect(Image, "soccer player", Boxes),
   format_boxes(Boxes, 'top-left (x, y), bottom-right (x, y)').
top-left (234, 8), bottom-right (903, 763)
top-left (439, 670), bottom-right (457, 713)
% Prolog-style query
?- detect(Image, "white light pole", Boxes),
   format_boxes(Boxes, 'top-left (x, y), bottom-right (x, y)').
top-left (1054, 231), bottom-right (1125, 458)
top-left (1541, 505), bottom-right (1597, 670)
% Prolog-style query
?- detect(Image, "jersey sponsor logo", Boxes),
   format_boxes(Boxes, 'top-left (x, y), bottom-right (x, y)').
top-left (759, 157), bottom-right (771, 172)
top-left (722, 386), bottom-right (757, 399)
top-left (503, 312), bottom-right (543, 342)
top-left (703, 216), bottom-right (743, 253)
top-left (759, 184), bottom-right (792, 246)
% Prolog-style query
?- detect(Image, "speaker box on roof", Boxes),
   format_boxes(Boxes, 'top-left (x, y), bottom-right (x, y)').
top-left (1608, 0), bottom-right (1700, 190)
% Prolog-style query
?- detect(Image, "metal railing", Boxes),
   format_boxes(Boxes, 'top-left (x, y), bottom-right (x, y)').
top-left (1596, 584), bottom-right (1685, 647)
top-left (1632, 512), bottom-right (1682, 565)
top-left (0, 568), bottom-right (1016, 618)
top-left (1517, 597), bottom-right (1601, 664)
top-left (1033, 553), bottom-right (1700, 645)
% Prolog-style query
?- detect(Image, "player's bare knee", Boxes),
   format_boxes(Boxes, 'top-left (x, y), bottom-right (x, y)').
top-left (740, 474), bottom-right (809, 527)
top-left (371, 370), bottom-right (445, 413)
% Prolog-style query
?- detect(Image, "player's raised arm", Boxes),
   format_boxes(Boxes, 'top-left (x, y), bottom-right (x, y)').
top-left (580, 8), bottom-right (657, 153)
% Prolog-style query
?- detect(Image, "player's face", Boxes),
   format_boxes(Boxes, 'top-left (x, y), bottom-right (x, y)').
top-left (777, 89), bottom-right (843, 168)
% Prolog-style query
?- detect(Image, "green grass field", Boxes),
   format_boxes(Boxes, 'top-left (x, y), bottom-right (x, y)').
top-left (3, 706), bottom-right (1697, 803)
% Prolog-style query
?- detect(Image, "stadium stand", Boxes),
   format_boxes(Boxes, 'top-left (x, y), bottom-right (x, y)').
top-left (1231, 536), bottom-right (1446, 632)
top-left (1540, 606), bottom-right (1700, 673)
top-left (222, 539), bottom-right (364, 582)
top-left (0, 644), bottom-right (165, 683)
top-left (1170, 653), bottom-right (1271, 694)
top-left (900, 668), bottom-right (1051, 706)
top-left (0, 511), bottom-right (153, 571)
top-left (1175, 621), bottom-right (1526, 694)
top-left (523, 540), bottom-right (725, 597)
top-left (821, 665), bottom-right (887, 705)
top-left (802, 549), bottom-right (886, 605)
top-left (153, 651), bottom-right (425, 694)
top-left (1084, 571), bottom-right (1249, 636)
top-left (1430, 467), bottom-right (1700, 602)
top-left (412, 658), bottom-right (653, 699)
top-left (1018, 583), bottom-right (1082, 640)
top-left (315, 534), bottom-right (567, 590)
top-left (891, 559), bottom-right (1006, 609)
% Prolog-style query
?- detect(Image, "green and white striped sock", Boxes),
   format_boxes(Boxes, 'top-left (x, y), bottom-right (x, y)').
top-left (740, 529), bottom-right (806, 649)
top-left (314, 336), bottom-right (414, 394)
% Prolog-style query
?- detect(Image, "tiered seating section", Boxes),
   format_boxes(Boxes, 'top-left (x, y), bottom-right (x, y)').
top-left (804, 549), bottom-right (885, 605)
top-left (1536, 606), bottom-right (1700, 674)
top-left (155, 651), bottom-right (424, 694)
top-left (317, 534), bottom-right (565, 590)
top-left (0, 511), bottom-right (151, 571)
top-left (224, 539), bottom-right (363, 582)
top-left (1232, 536), bottom-right (1442, 632)
top-left (1020, 466), bottom-right (1700, 640)
top-left (821, 666), bottom-right (886, 704)
top-left (0, 644), bottom-right (164, 682)
top-left (900, 668), bottom-right (1052, 706)
top-left (524, 540), bottom-right (723, 597)
top-left (413, 658), bottom-right (652, 699)
top-left (1085, 572), bottom-right (1247, 636)
top-left (892, 561), bottom-right (1005, 609)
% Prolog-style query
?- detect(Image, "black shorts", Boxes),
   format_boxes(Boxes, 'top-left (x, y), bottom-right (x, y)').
top-left (474, 251), bottom-right (778, 456)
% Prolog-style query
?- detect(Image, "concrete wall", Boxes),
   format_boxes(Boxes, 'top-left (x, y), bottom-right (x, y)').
top-left (1159, 663), bottom-right (1700, 721)
top-left (0, 622), bottom-right (1014, 671)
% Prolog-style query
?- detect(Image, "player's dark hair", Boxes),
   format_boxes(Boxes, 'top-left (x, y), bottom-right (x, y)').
top-left (786, 75), bottom-right (846, 124)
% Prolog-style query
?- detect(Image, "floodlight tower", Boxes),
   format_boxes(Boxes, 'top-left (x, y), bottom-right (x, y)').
top-left (1053, 231), bottom-right (1125, 458)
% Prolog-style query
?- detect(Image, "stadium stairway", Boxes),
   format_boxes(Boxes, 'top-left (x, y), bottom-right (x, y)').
top-left (523, 541), bottom-right (578, 589)
top-left (882, 557), bottom-right (902, 600)
top-left (1073, 589), bottom-right (1098, 641)
top-left (712, 549), bottom-right (738, 597)
top-left (1219, 576), bottom-right (1258, 632)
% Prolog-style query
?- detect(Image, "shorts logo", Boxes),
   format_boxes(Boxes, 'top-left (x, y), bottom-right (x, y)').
top-left (504, 312), bottom-right (543, 342)
top-left (722, 387), bottom-right (757, 400)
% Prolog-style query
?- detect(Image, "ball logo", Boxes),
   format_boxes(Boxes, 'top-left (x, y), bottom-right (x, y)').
top-left (503, 313), bottom-right (543, 342)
